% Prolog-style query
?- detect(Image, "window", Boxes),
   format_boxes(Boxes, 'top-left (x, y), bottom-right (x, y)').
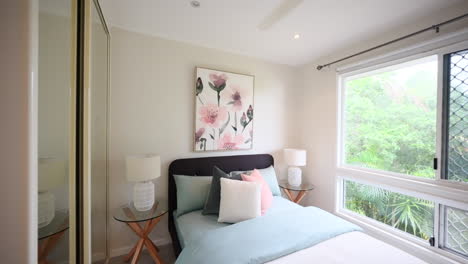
top-left (338, 42), bottom-right (468, 262)
top-left (342, 178), bottom-right (468, 259)
top-left (343, 56), bottom-right (438, 178)
top-left (443, 49), bottom-right (468, 183)
top-left (344, 180), bottom-right (434, 240)
top-left (443, 206), bottom-right (468, 256)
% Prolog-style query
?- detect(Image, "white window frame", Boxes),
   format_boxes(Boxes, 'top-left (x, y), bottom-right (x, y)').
top-left (335, 38), bottom-right (468, 263)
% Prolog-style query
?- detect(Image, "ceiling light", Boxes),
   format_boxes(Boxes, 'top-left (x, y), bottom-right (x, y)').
top-left (190, 1), bottom-right (201, 8)
top-left (293, 34), bottom-right (300, 39)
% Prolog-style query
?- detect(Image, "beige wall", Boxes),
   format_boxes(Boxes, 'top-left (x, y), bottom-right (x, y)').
top-left (109, 27), bottom-right (301, 255)
top-left (297, 3), bottom-right (468, 213)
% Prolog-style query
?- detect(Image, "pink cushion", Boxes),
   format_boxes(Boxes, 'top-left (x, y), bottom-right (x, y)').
top-left (241, 169), bottom-right (273, 215)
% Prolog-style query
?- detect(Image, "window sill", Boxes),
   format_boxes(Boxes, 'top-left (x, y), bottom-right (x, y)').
top-left (335, 209), bottom-right (467, 264)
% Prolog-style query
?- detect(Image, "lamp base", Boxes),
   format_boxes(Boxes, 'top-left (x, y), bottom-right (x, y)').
top-left (133, 181), bottom-right (155, 211)
top-left (38, 191), bottom-right (55, 228)
top-left (288, 167), bottom-right (302, 186)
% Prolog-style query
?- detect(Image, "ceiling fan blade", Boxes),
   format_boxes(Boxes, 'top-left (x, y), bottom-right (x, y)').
top-left (257, 0), bottom-right (304, 31)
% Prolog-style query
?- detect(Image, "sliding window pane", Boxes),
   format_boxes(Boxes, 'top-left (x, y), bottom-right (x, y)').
top-left (444, 206), bottom-right (468, 257)
top-left (344, 56), bottom-right (438, 178)
top-left (344, 180), bottom-right (434, 240)
top-left (444, 49), bottom-right (468, 182)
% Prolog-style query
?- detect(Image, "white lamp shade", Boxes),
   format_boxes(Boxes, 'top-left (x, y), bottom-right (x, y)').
top-left (38, 157), bottom-right (66, 192)
top-left (284, 149), bottom-right (307, 166)
top-left (126, 154), bottom-right (161, 182)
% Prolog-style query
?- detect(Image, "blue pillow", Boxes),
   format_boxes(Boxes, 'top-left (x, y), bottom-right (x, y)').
top-left (230, 166), bottom-right (281, 196)
top-left (174, 175), bottom-right (212, 217)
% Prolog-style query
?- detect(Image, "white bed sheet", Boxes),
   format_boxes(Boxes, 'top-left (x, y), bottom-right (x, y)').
top-left (267, 231), bottom-right (427, 264)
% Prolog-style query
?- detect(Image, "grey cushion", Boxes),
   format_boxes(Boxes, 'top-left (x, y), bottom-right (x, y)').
top-left (230, 166), bottom-right (281, 196)
top-left (202, 166), bottom-right (242, 215)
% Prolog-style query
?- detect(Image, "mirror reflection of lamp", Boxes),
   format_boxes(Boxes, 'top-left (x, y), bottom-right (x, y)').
top-left (38, 157), bottom-right (66, 228)
top-left (126, 154), bottom-right (161, 211)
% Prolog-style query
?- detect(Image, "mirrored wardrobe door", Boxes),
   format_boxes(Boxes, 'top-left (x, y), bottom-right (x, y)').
top-left (89, 0), bottom-right (110, 262)
top-left (38, 0), bottom-right (76, 263)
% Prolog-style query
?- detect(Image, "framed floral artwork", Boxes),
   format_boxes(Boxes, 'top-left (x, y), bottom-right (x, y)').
top-left (194, 67), bottom-right (254, 151)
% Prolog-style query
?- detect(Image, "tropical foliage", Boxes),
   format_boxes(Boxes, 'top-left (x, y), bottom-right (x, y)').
top-left (343, 60), bottom-right (437, 240)
top-left (343, 54), bottom-right (468, 250)
top-left (345, 180), bottom-right (433, 240)
top-left (344, 61), bottom-right (438, 178)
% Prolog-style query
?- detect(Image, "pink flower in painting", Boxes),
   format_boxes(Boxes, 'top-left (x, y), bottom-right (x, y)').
top-left (209, 73), bottom-right (228, 88)
top-left (195, 128), bottom-right (205, 143)
top-left (217, 133), bottom-right (244, 150)
top-left (223, 85), bottom-right (248, 111)
top-left (199, 104), bottom-right (228, 128)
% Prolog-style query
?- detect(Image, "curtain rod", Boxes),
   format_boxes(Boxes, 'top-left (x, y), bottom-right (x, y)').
top-left (316, 13), bottom-right (468, 70)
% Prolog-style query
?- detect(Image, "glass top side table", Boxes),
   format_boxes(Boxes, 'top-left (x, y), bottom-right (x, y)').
top-left (113, 200), bottom-right (168, 264)
top-left (114, 200), bottom-right (168, 223)
top-left (278, 180), bottom-right (315, 204)
top-left (38, 210), bottom-right (69, 264)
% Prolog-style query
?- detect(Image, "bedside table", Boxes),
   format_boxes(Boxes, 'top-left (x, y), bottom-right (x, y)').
top-left (278, 180), bottom-right (315, 204)
top-left (114, 201), bottom-right (168, 264)
top-left (38, 210), bottom-right (69, 264)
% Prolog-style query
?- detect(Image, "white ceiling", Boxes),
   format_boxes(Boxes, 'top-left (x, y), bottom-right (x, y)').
top-left (99, 0), bottom-right (464, 66)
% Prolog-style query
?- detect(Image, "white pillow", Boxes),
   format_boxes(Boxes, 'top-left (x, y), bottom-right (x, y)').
top-left (218, 178), bottom-right (261, 223)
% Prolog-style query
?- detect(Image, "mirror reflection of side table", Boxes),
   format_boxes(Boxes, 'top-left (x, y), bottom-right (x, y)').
top-left (38, 210), bottom-right (69, 264)
top-left (279, 180), bottom-right (315, 204)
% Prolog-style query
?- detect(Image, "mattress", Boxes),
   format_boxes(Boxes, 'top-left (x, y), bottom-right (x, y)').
top-left (174, 196), bottom-right (300, 248)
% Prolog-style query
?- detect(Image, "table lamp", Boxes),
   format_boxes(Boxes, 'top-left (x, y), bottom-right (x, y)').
top-left (38, 157), bottom-right (66, 228)
top-left (284, 149), bottom-right (307, 186)
top-left (126, 154), bottom-right (161, 211)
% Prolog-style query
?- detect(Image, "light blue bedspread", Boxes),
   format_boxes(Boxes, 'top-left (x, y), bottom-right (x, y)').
top-left (175, 197), bottom-right (301, 248)
top-left (176, 206), bottom-right (361, 264)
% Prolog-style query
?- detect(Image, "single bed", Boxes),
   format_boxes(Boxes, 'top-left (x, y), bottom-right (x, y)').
top-left (168, 154), bottom-right (427, 264)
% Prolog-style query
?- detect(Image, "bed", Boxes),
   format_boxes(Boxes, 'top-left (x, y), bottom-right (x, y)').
top-left (168, 154), bottom-right (427, 264)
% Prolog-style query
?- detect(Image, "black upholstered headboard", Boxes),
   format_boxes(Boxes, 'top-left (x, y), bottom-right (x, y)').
top-left (168, 154), bottom-right (274, 255)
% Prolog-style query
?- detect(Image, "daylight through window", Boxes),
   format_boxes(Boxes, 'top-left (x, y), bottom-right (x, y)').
top-left (338, 45), bottom-right (468, 261)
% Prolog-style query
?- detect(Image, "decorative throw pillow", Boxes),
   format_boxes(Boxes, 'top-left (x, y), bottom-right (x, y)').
top-left (241, 169), bottom-right (273, 215)
top-left (230, 166), bottom-right (281, 196)
top-left (202, 166), bottom-right (242, 215)
top-left (218, 178), bottom-right (261, 223)
top-left (174, 175), bottom-right (212, 217)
